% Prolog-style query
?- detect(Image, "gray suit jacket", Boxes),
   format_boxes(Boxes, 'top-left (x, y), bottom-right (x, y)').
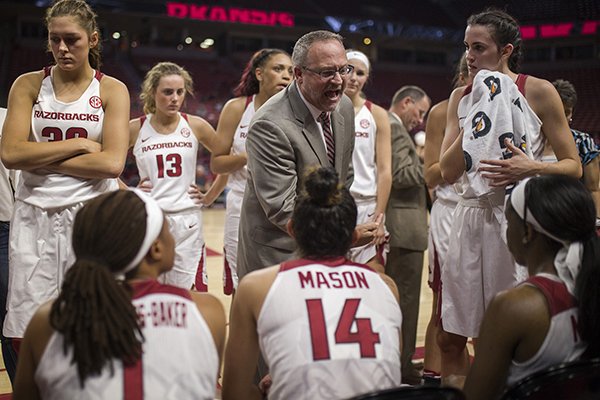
top-left (385, 112), bottom-right (428, 251)
top-left (237, 81), bottom-right (355, 277)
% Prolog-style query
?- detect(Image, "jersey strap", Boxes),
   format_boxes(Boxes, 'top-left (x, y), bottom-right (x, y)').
top-left (527, 275), bottom-right (576, 316)
top-left (515, 74), bottom-right (528, 96)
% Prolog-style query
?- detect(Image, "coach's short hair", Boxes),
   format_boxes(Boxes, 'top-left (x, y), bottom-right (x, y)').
top-left (391, 85), bottom-right (427, 106)
top-left (292, 30), bottom-right (344, 67)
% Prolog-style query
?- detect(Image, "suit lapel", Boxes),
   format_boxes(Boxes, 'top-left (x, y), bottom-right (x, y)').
top-left (289, 82), bottom-right (329, 166)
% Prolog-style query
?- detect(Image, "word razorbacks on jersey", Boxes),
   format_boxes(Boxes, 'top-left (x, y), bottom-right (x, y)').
top-left (298, 270), bottom-right (370, 289)
top-left (141, 141), bottom-right (193, 153)
top-left (34, 110), bottom-right (100, 122)
top-left (135, 300), bottom-right (188, 328)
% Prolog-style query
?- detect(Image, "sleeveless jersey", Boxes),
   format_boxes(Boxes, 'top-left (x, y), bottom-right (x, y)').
top-left (34, 279), bottom-right (219, 400)
top-left (133, 113), bottom-right (199, 212)
top-left (507, 273), bottom-right (586, 385)
top-left (227, 96), bottom-right (254, 195)
top-left (350, 101), bottom-right (378, 199)
top-left (258, 257), bottom-right (402, 400)
top-left (17, 66), bottom-right (117, 208)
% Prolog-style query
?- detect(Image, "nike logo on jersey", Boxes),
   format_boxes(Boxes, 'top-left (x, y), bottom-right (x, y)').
top-left (240, 124), bottom-right (249, 129)
top-left (189, 223), bottom-right (198, 229)
top-left (141, 137), bottom-right (150, 143)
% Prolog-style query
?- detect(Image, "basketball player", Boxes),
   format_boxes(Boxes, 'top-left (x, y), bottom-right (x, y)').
top-left (130, 61), bottom-right (222, 290)
top-left (222, 166), bottom-right (402, 400)
top-left (422, 55), bottom-right (470, 379)
top-left (463, 175), bottom-right (598, 400)
top-left (344, 49), bottom-right (391, 272)
top-left (13, 189), bottom-right (225, 399)
top-left (438, 9), bottom-right (581, 387)
top-left (210, 49), bottom-right (293, 294)
top-left (0, 0), bottom-right (129, 341)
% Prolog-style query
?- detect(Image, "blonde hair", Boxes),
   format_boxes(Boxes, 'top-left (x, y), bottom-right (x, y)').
top-left (140, 62), bottom-right (194, 114)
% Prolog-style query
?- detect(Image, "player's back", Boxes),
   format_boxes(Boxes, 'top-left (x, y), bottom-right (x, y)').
top-left (258, 257), bottom-right (402, 400)
top-left (35, 279), bottom-right (219, 400)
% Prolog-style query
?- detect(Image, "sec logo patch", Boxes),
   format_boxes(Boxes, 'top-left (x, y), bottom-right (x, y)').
top-left (181, 127), bottom-right (191, 138)
top-left (360, 119), bottom-right (370, 129)
top-left (89, 96), bottom-right (102, 109)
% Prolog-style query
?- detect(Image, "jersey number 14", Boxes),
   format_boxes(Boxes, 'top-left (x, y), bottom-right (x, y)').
top-left (306, 298), bottom-right (381, 361)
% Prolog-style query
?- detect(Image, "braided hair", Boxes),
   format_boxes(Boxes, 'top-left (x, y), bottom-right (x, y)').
top-left (50, 190), bottom-right (149, 386)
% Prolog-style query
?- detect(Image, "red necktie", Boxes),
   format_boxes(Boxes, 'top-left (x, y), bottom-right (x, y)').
top-left (319, 112), bottom-right (335, 166)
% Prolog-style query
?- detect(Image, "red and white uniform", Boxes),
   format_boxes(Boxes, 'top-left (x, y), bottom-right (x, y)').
top-left (349, 101), bottom-right (388, 265)
top-left (4, 66), bottom-right (117, 338)
top-left (427, 184), bottom-right (459, 292)
top-left (133, 113), bottom-right (205, 290)
top-left (35, 279), bottom-right (219, 400)
top-left (222, 96), bottom-right (254, 294)
top-left (258, 257), bottom-right (402, 400)
top-left (507, 274), bottom-right (586, 385)
top-left (441, 71), bottom-right (543, 338)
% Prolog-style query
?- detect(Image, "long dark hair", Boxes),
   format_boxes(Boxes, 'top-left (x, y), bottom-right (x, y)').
top-left (467, 8), bottom-right (523, 73)
top-left (292, 167), bottom-right (357, 259)
top-left (233, 48), bottom-right (289, 97)
top-left (50, 190), bottom-right (148, 386)
top-left (524, 175), bottom-right (600, 357)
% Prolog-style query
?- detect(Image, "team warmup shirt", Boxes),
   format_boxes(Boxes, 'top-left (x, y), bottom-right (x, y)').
top-left (35, 280), bottom-right (219, 400)
top-left (258, 257), bottom-right (402, 400)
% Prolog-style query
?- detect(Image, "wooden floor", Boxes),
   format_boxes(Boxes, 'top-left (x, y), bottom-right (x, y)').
top-left (0, 207), bottom-right (436, 396)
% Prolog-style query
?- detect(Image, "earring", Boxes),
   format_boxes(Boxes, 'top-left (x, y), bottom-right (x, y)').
top-left (522, 236), bottom-right (528, 245)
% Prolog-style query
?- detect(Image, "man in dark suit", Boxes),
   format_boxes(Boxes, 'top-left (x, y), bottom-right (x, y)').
top-left (386, 85), bottom-right (431, 385)
top-left (238, 31), bottom-right (376, 278)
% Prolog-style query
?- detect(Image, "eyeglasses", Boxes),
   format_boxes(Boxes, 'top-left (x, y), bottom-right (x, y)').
top-left (302, 64), bottom-right (354, 80)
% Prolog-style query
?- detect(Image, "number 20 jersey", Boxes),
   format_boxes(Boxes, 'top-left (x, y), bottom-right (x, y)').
top-left (258, 257), bottom-right (402, 400)
top-left (18, 66), bottom-right (116, 208)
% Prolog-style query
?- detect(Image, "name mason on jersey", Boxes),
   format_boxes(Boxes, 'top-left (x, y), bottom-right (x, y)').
top-left (135, 300), bottom-right (188, 329)
top-left (33, 110), bottom-right (100, 122)
top-left (141, 141), bottom-right (193, 153)
top-left (297, 270), bottom-right (370, 289)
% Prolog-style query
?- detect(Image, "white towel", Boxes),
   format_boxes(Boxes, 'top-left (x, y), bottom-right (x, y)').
top-left (456, 70), bottom-right (542, 200)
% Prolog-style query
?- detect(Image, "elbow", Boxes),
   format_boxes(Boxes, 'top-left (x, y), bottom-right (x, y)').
top-left (1, 150), bottom-right (21, 170)
top-left (104, 159), bottom-right (125, 178)
top-left (210, 157), bottom-right (223, 174)
top-left (440, 165), bottom-right (459, 185)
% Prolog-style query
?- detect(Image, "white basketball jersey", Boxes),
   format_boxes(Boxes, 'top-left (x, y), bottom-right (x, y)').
top-left (434, 182), bottom-right (460, 204)
top-left (507, 274), bottom-right (586, 385)
top-left (258, 258), bottom-right (402, 400)
top-left (133, 113), bottom-right (199, 212)
top-left (227, 96), bottom-right (254, 195)
top-left (350, 101), bottom-right (378, 199)
top-left (35, 280), bottom-right (219, 400)
top-left (17, 66), bottom-right (117, 208)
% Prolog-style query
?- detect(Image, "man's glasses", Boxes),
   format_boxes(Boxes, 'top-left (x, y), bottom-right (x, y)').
top-left (302, 65), bottom-right (354, 80)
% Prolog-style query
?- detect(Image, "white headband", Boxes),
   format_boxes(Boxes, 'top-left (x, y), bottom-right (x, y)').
top-left (510, 178), bottom-right (583, 294)
top-left (346, 50), bottom-right (370, 72)
top-left (121, 188), bottom-right (165, 274)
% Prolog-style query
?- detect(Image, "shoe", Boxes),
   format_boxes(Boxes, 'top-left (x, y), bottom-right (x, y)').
top-left (422, 369), bottom-right (441, 386)
top-left (401, 366), bottom-right (423, 386)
